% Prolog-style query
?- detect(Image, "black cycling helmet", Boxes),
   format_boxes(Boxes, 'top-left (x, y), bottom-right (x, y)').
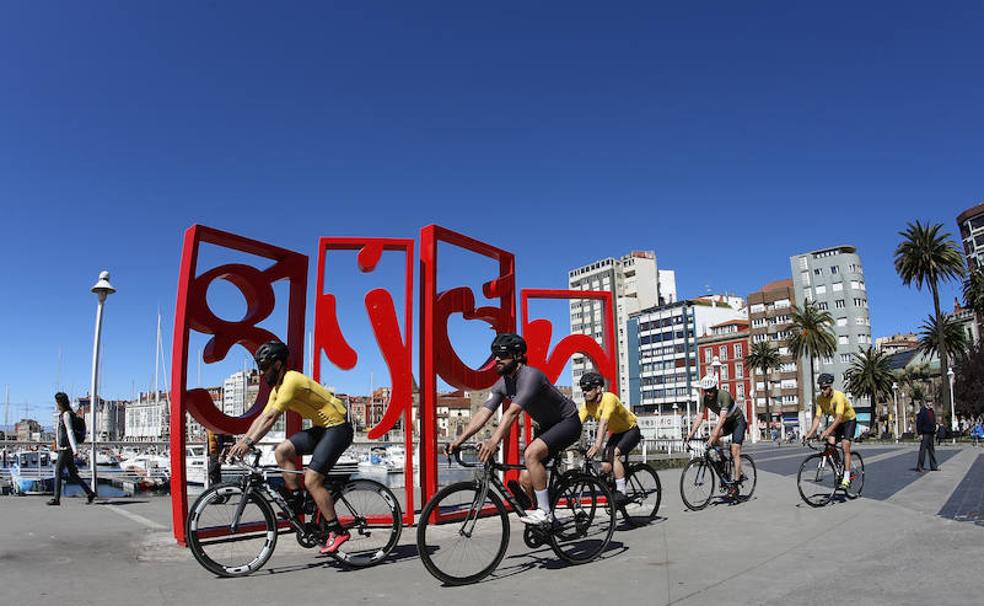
top-left (817, 373), bottom-right (835, 387)
top-left (490, 333), bottom-right (527, 357)
top-left (578, 371), bottom-right (606, 390)
top-left (254, 340), bottom-right (290, 369)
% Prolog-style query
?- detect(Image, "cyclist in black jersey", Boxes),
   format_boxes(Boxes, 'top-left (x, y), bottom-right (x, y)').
top-left (448, 333), bottom-right (582, 526)
top-left (686, 374), bottom-right (747, 497)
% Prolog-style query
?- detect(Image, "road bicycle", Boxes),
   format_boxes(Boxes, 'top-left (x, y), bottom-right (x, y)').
top-left (186, 449), bottom-right (403, 577)
top-left (679, 439), bottom-right (757, 510)
top-left (566, 446), bottom-right (661, 525)
top-left (416, 448), bottom-right (615, 585)
top-left (796, 438), bottom-right (864, 507)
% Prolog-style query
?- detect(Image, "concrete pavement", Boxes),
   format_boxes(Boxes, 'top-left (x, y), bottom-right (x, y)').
top-left (1, 443), bottom-right (981, 606)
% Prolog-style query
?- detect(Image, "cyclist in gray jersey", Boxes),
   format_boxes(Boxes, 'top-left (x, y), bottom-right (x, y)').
top-left (448, 333), bottom-right (582, 526)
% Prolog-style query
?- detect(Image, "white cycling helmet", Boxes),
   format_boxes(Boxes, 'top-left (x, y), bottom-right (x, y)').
top-left (697, 375), bottom-right (718, 390)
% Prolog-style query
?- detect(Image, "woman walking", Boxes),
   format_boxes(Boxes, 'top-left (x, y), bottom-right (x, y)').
top-left (47, 392), bottom-right (96, 505)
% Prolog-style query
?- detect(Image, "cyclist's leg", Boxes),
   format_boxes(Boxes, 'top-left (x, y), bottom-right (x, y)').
top-left (306, 422), bottom-right (355, 523)
top-left (730, 416), bottom-right (746, 480)
top-left (837, 420), bottom-right (855, 483)
top-left (526, 415), bottom-right (583, 516)
top-left (279, 430), bottom-right (315, 492)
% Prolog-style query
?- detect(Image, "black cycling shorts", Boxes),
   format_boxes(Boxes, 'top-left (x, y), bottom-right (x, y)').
top-left (833, 419), bottom-right (857, 443)
top-left (532, 415), bottom-right (583, 456)
top-left (722, 415), bottom-right (747, 446)
top-left (605, 425), bottom-right (642, 459)
top-left (288, 422), bottom-right (354, 475)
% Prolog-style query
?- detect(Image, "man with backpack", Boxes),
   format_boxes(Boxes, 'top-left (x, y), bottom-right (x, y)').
top-left (48, 392), bottom-right (96, 505)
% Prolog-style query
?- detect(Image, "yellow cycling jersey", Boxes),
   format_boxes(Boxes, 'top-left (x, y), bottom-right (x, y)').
top-left (262, 370), bottom-right (348, 427)
top-left (578, 392), bottom-right (637, 435)
top-left (815, 389), bottom-right (857, 421)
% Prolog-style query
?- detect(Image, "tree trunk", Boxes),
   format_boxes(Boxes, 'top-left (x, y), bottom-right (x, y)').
top-left (931, 280), bottom-right (953, 430)
top-left (762, 365), bottom-right (771, 440)
top-left (809, 355), bottom-right (816, 429)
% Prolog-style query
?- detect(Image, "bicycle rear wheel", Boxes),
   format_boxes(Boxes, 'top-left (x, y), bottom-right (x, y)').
top-left (548, 474), bottom-right (615, 564)
top-left (416, 481), bottom-right (509, 585)
top-left (623, 463), bottom-right (661, 525)
top-left (679, 459), bottom-right (714, 511)
top-left (329, 479), bottom-right (403, 568)
top-left (844, 452), bottom-right (865, 499)
top-left (796, 454), bottom-right (836, 507)
top-left (186, 482), bottom-right (278, 577)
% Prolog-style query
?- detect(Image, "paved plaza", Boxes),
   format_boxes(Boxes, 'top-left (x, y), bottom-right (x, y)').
top-left (1, 442), bottom-right (982, 606)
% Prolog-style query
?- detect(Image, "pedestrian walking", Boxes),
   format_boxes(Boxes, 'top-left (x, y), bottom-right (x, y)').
top-left (48, 392), bottom-right (96, 505)
top-left (207, 430), bottom-right (233, 487)
top-left (915, 402), bottom-right (939, 472)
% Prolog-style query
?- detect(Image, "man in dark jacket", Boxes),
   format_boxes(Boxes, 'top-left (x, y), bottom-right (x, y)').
top-left (916, 402), bottom-right (939, 472)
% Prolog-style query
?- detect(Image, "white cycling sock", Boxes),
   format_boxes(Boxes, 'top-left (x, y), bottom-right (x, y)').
top-left (535, 489), bottom-right (550, 513)
top-left (616, 478), bottom-right (626, 492)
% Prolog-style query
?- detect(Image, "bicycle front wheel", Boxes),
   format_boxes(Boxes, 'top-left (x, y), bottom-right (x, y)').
top-left (796, 454), bottom-right (836, 507)
top-left (731, 455), bottom-right (757, 502)
top-left (549, 474), bottom-right (615, 564)
top-left (416, 481), bottom-right (509, 586)
top-left (680, 459), bottom-right (714, 511)
top-left (330, 479), bottom-right (403, 568)
top-left (844, 452), bottom-right (865, 499)
top-left (623, 463), bottom-right (661, 525)
top-left (186, 482), bottom-right (278, 577)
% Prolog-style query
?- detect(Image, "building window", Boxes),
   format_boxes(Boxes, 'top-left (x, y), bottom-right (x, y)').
top-left (814, 268), bottom-right (823, 276)
top-left (831, 266), bottom-right (839, 274)
top-left (838, 335), bottom-right (849, 345)
top-left (815, 285), bottom-right (827, 296)
top-left (705, 349), bottom-right (712, 363)
top-left (850, 280), bottom-right (860, 290)
top-left (833, 282), bottom-right (843, 292)
top-left (735, 364), bottom-right (744, 379)
top-left (837, 317), bottom-right (847, 327)
top-left (835, 300), bottom-right (846, 309)
top-left (721, 366), bottom-right (729, 380)
top-left (817, 302), bottom-right (829, 311)
top-left (840, 353), bottom-right (852, 364)
top-left (734, 343), bottom-right (743, 358)
top-left (719, 345), bottom-right (727, 360)
top-left (736, 384), bottom-right (745, 398)
top-left (799, 257), bottom-right (809, 270)
top-left (801, 271), bottom-right (811, 286)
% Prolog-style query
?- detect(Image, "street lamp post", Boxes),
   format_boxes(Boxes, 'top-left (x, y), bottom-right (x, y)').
top-left (673, 403), bottom-right (680, 441)
top-left (89, 271), bottom-right (116, 495)
top-left (947, 367), bottom-right (957, 440)
top-left (892, 382), bottom-right (899, 443)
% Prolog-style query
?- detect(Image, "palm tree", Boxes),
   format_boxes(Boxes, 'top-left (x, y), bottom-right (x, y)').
top-left (844, 347), bottom-right (895, 436)
top-left (963, 265), bottom-right (984, 336)
top-left (746, 341), bottom-right (782, 437)
top-left (895, 221), bottom-right (965, 435)
top-left (786, 301), bottom-right (837, 418)
top-left (917, 313), bottom-right (969, 363)
top-left (897, 362), bottom-right (931, 434)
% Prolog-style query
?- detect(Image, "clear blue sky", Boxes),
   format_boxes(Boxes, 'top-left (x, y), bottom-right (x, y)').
top-left (2, 2), bottom-right (982, 425)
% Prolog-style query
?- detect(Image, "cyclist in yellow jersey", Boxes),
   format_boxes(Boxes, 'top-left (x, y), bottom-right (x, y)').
top-left (804, 373), bottom-right (857, 489)
top-left (228, 340), bottom-right (354, 554)
top-left (577, 372), bottom-right (641, 505)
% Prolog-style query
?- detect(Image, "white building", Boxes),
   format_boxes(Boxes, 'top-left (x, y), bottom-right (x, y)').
top-left (124, 390), bottom-right (169, 441)
top-left (628, 297), bottom-right (746, 415)
top-left (789, 245), bottom-right (872, 424)
top-left (568, 251), bottom-right (676, 403)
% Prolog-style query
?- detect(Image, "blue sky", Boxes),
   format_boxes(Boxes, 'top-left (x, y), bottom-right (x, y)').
top-left (1, 2), bottom-right (982, 425)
